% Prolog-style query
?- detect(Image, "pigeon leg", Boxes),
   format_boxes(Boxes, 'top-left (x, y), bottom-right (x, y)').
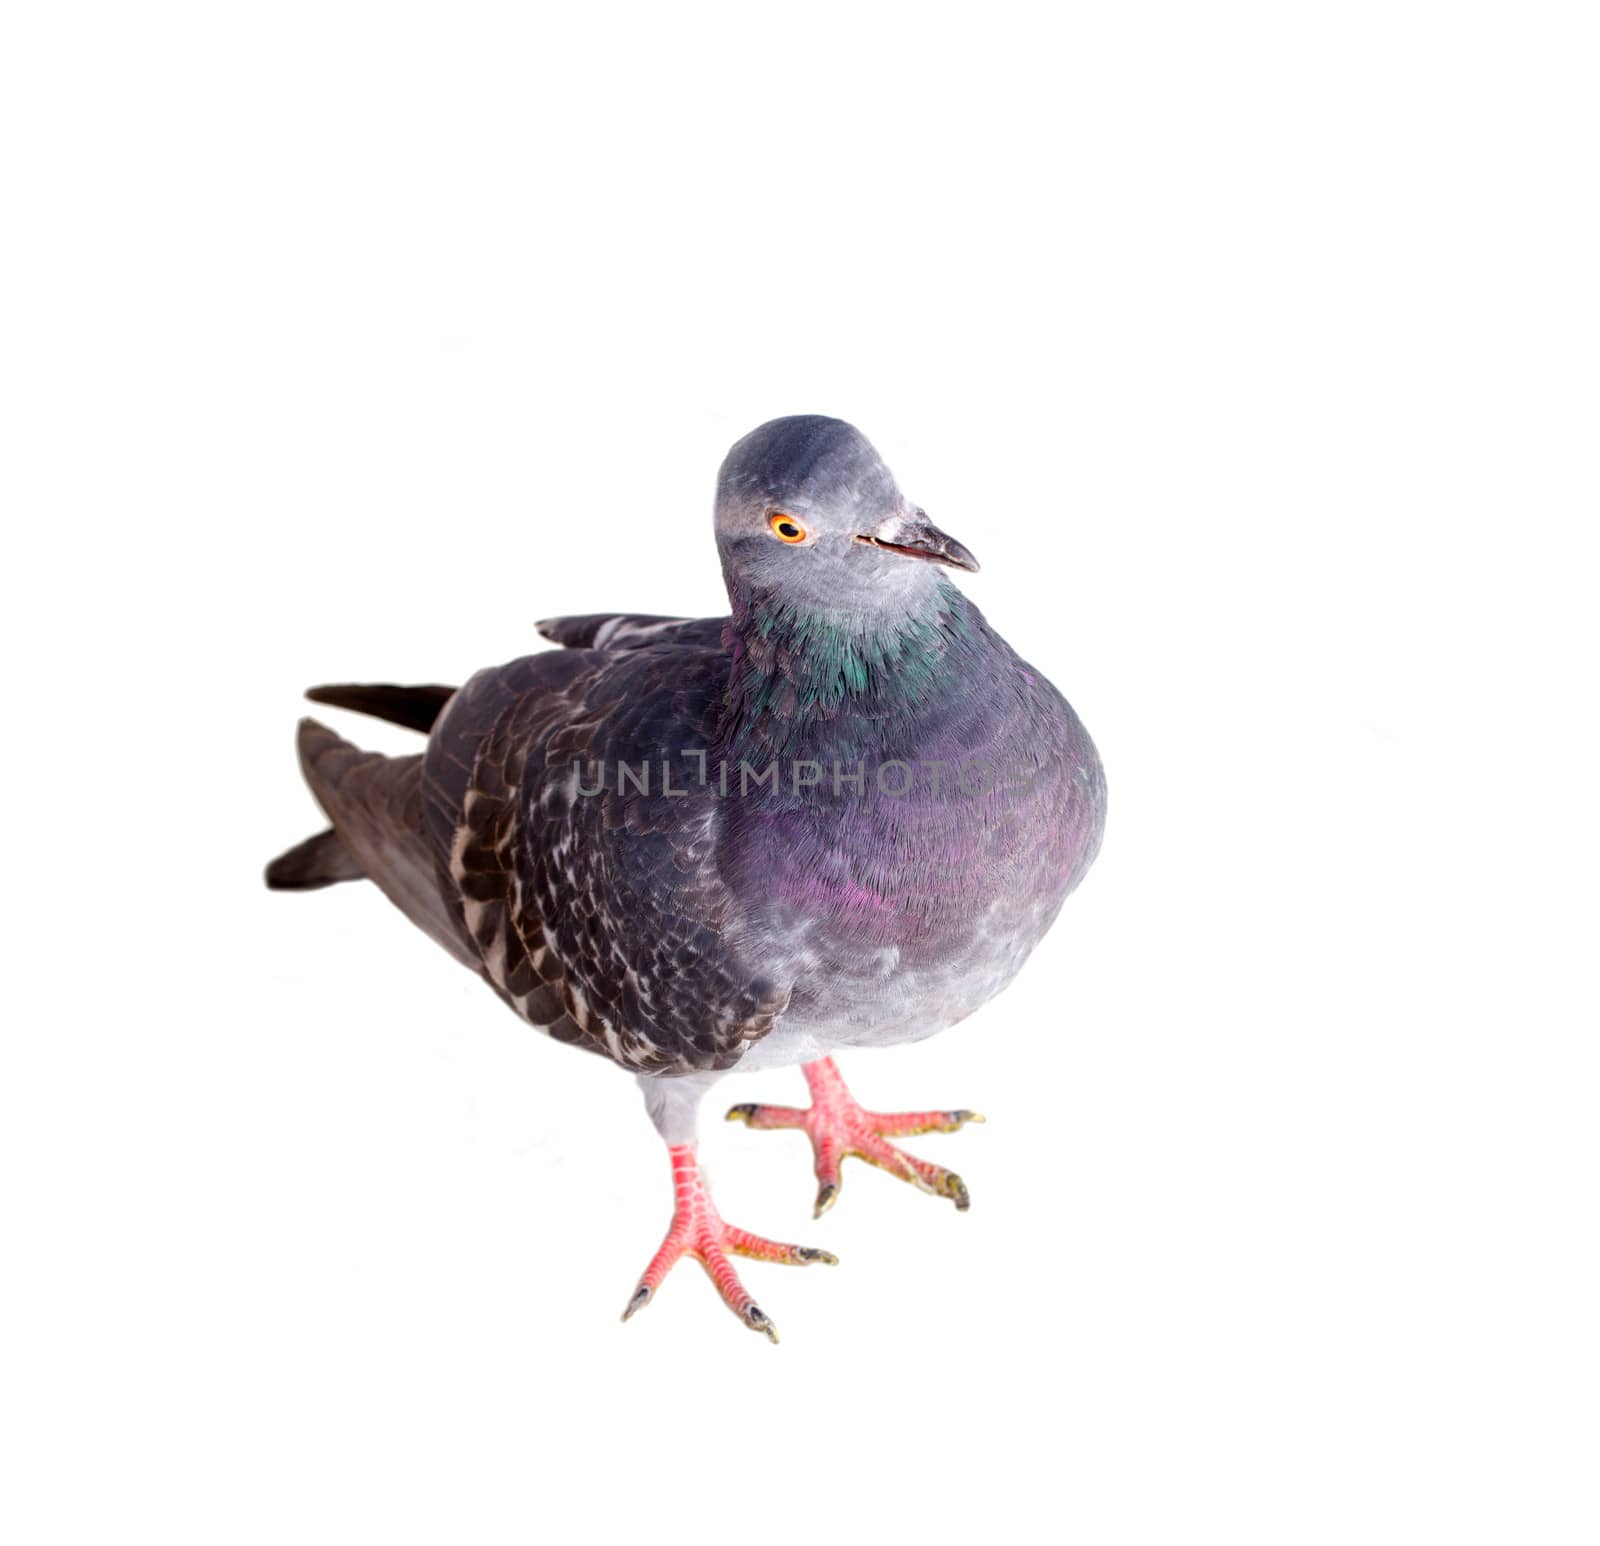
top-left (726, 1056), bottom-right (984, 1217)
top-left (620, 1142), bottom-right (837, 1342)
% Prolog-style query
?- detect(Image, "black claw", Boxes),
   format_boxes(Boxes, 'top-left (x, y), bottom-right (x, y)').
top-left (813, 1181), bottom-right (840, 1218)
top-left (621, 1283), bottom-right (652, 1322)
top-left (726, 1103), bottom-right (758, 1123)
top-left (744, 1304), bottom-right (780, 1344)
top-left (795, 1247), bottom-right (839, 1265)
top-left (947, 1173), bottom-right (971, 1211)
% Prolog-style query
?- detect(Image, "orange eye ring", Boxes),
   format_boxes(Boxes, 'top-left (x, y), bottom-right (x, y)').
top-left (768, 512), bottom-right (808, 544)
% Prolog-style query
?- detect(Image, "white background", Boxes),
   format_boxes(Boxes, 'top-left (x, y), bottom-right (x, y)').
top-left (4, 3), bottom-right (1596, 1542)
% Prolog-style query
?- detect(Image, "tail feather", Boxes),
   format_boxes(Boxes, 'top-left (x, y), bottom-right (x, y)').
top-left (264, 827), bottom-right (364, 890)
top-left (273, 717), bottom-right (475, 967)
top-left (305, 682), bottom-right (456, 734)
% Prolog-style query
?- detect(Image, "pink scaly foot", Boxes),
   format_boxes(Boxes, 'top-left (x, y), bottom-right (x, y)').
top-left (621, 1142), bottom-right (837, 1342)
top-left (726, 1056), bottom-right (984, 1217)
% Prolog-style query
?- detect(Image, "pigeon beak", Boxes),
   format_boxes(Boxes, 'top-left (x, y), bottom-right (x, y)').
top-left (854, 510), bottom-right (980, 573)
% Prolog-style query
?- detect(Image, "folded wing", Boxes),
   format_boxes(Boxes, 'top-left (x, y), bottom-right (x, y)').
top-left (423, 642), bottom-right (788, 1074)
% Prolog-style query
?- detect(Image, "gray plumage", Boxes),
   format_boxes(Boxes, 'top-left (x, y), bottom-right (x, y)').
top-left (270, 415), bottom-right (1104, 1147)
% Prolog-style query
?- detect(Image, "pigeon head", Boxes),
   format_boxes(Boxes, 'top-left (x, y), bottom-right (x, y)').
top-left (714, 416), bottom-right (978, 614)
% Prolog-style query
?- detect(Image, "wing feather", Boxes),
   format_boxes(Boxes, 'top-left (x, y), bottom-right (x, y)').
top-left (423, 642), bottom-right (787, 1073)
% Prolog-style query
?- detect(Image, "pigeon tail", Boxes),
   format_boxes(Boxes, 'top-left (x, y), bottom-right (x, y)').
top-left (264, 827), bottom-right (364, 890)
top-left (304, 682), bottom-right (456, 734)
top-left (263, 682), bottom-right (457, 892)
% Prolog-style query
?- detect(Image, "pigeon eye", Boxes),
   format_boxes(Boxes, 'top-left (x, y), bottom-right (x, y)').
top-left (768, 513), bottom-right (807, 544)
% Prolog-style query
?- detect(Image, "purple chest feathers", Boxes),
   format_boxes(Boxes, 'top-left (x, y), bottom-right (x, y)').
top-left (715, 598), bottom-right (1105, 1035)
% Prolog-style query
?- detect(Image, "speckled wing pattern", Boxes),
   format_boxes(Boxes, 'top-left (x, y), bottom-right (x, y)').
top-left (422, 628), bottom-right (790, 1075)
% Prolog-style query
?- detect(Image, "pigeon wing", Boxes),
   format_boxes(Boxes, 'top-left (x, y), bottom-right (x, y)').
top-left (424, 643), bottom-right (788, 1074)
top-left (535, 614), bottom-right (727, 652)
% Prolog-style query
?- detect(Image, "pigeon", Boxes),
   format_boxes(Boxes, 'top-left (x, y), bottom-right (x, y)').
top-left (267, 415), bottom-right (1106, 1340)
